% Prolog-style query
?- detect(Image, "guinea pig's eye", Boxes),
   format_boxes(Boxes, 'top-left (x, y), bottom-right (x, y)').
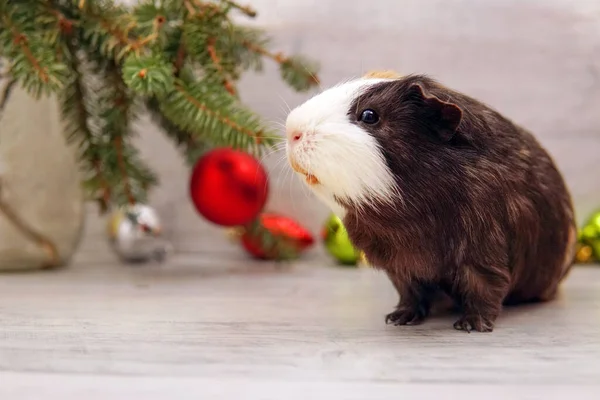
top-left (359, 109), bottom-right (379, 124)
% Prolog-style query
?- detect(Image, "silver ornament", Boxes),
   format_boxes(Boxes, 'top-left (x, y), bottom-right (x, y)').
top-left (107, 204), bottom-right (172, 263)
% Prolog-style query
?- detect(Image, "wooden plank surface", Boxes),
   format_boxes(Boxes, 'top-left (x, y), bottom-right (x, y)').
top-left (1, 257), bottom-right (599, 399)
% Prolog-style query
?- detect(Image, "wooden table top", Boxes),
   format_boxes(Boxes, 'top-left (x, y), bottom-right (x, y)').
top-left (1, 256), bottom-right (599, 399)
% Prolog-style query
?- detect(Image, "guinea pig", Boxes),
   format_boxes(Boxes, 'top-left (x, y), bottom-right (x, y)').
top-left (285, 71), bottom-right (577, 333)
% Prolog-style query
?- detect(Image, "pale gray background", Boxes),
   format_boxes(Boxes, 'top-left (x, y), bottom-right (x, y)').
top-left (78, 0), bottom-right (600, 263)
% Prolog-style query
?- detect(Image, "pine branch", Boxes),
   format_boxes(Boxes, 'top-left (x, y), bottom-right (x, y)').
top-left (1, 0), bottom-right (322, 259)
top-left (174, 39), bottom-right (186, 74)
top-left (279, 55), bottom-right (321, 92)
top-left (159, 78), bottom-right (277, 156)
top-left (113, 135), bottom-right (135, 205)
top-left (219, 0), bottom-right (256, 17)
top-left (218, 25), bottom-right (267, 76)
top-left (215, 24), bottom-right (320, 90)
top-left (181, 1), bottom-right (229, 63)
top-left (102, 60), bottom-right (153, 206)
top-left (12, 34), bottom-right (49, 83)
top-left (242, 39), bottom-right (320, 91)
top-left (0, 76), bottom-right (17, 121)
top-left (145, 96), bottom-right (208, 165)
top-left (207, 36), bottom-right (236, 95)
top-left (122, 52), bottom-right (174, 97)
top-left (76, 0), bottom-right (156, 62)
top-left (42, 0), bottom-right (76, 43)
top-left (74, 48), bottom-right (158, 207)
top-left (191, 0), bottom-right (224, 16)
top-left (60, 37), bottom-right (112, 211)
top-left (0, 0), bottom-right (68, 97)
top-left (1, 3), bottom-right (48, 83)
top-left (173, 81), bottom-right (252, 136)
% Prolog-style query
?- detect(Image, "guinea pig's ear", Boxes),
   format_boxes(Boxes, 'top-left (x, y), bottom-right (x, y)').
top-left (408, 84), bottom-right (463, 142)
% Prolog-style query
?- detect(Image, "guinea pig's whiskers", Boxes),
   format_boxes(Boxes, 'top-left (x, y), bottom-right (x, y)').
top-left (277, 106), bottom-right (287, 118)
top-left (289, 166), bottom-right (299, 212)
top-left (266, 118), bottom-right (286, 131)
top-left (269, 114), bottom-right (290, 131)
top-left (262, 118), bottom-right (287, 135)
top-left (274, 160), bottom-right (293, 206)
top-left (260, 133), bottom-right (286, 143)
top-left (264, 139), bottom-right (285, 153)
top-left (300, 174), bottom-right (311, 200)
top-left (259, 143), bottom-right (285, 164)
top-left (277, 94), bottom-right (293, 114)
top-left (275, 125), bottom-right (287, 134)
top-left (276, 154), bottom-right (299, 212)
top-left (271, 151), bottom-right (290, 181)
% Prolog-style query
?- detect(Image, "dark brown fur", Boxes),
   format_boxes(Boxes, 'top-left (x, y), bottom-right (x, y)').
top-left (341, 75), bottom-right (576, 332)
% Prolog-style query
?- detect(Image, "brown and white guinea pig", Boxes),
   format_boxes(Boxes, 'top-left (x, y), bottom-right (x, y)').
top-left (285, 70), bottom-right (577, 333)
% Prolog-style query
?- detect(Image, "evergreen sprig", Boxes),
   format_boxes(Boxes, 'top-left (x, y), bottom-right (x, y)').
top-left (0, 0), bottom-right (320, 257)
top-left (0, 0), bottom-right (69, 97)
top-left (159, 77), bottom-right (274, 154)
top-left (123, 53), bottom-right (174, 97)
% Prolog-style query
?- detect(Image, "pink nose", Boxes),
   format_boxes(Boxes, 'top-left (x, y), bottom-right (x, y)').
top-left (291, 132), bottom-right (303, 142)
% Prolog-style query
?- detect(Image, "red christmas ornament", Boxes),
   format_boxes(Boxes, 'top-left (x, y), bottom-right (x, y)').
top-left (241, 212), bottom-right (315, 259)
top-left (189, 148), bottom-right (269, 227)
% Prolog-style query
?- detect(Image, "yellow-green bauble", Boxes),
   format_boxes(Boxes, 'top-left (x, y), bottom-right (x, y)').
top-left (321, 214), bottom-right (362, 266)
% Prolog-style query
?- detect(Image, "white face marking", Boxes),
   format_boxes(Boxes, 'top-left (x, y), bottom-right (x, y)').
top-left (285, 78), bottom-right (400, 216)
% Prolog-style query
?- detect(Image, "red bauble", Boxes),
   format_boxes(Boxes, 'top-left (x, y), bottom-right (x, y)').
top-left (241, 212), bottom-right (315, 259)
top-left (189, 148), bottom-right (269, 227)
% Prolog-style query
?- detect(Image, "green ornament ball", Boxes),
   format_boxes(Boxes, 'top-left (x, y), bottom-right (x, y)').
top-left (321, 214), bottom-right (362, 266)
top-left (579, 210), bottom-right (600, 262)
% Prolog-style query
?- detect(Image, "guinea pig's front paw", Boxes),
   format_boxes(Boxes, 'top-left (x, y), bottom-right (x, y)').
top-left (385, 305), bottom-right (428, 326)
top-left (453, 314), bottom-right (495, 333)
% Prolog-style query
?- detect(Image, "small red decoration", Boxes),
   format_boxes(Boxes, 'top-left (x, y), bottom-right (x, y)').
top-left (241, 212), bottom-right (315, 259)
top-left (189, 148), bottom-right (269, 227)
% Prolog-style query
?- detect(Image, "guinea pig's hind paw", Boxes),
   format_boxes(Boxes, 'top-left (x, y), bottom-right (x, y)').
top-left (453, 315), bottom-right (494, 333)
top-left (385, 307), bottom-right (426, 326)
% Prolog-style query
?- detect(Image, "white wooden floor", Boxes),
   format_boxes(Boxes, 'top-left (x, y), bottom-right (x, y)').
top-left (1, 256), bottom-right (600, 399)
